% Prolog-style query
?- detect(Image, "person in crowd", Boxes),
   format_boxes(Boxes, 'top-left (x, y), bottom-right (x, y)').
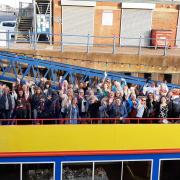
top-left (158, 96), bottom-right (169, 123)
top-left (67, 97), bottom-right (79, 124)
top-left (38, 77), bottom-right (47, 91)
top-left (31, 87), bottom-right (45, 120)
top-left (99, 100), bottom-right (109, 119)
top-left (22, 84), bottom-right (32, 119)
top-left (77, 89), bottom-right (88, 118)
top-left (15, 89), bottom-right (27, 119)
top-left (49, 91), bottom-right (61, 119)
top-left (87, 96), bottom-right (101, 119)
top-left (38, 95), bottom-right (52, 119)
top-left (59, 92), bottom-right (69, 119)
top-left (0, 87), bottom-right (13, 122)
top-left (60, 80), bottom-right (68, 94)
top-left (146, 93), bottom-right (158, 118)
top-left (0, 83), bottom-right (4, 97)
top-left (143, 81), bottom-right (157, 95)
top-left (136, 97), bottom-right (148, 118)
top-left (128, 94), bottom-right (138, 117)
top-left (159, 80), bottom-right (169, 96)
top-left (109, 98), bottom-right (128, 123)
top-left (112, 80), bottom-right (122, 92)
top-left (43, 81), bottom-right (53, 97)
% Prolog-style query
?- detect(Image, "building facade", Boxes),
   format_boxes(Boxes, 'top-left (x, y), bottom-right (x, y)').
top-left (53, 0), bottom-right (180, 47)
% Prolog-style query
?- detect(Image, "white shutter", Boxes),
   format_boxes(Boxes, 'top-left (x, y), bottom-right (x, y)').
top-left (120, 9), bottom-right (152, 47)
top-left (62, 6), bottom-right (94, 45)
top-left (176, 11), bottom-right (180, 47)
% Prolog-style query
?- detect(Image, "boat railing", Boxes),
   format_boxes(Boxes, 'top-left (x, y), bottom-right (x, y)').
top-left (0, 118), bottom-right (180, 125)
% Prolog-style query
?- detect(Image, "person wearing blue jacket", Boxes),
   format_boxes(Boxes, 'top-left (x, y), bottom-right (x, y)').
top-left (108, 98), bottom-right (128, 121)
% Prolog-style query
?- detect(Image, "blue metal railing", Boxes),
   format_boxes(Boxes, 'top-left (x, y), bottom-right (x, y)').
top-left (0, 51), bottom-right (180, 89)
top-left (0, 31), bottom-right (179, 57)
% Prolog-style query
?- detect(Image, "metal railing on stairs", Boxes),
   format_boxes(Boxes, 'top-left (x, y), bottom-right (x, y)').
top-left (15, 2), bottom-right (34, 41)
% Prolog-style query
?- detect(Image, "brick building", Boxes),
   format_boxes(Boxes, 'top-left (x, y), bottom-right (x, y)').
top-left (53, 0), bottom-right (180, 47)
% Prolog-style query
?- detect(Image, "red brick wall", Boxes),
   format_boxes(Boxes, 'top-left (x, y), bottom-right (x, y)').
top-left (53, 0), bottom-right (61, 44)
top-left (152, 4), bottom-right (179, 46)
top-left (52, 1), bottom-right (179, 47)
top-left (93, 3), bottom-right (121, 45)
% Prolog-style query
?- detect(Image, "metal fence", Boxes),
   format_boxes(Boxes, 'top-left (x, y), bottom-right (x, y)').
top-left (80, 0), bottom-right (180, 3)
top-left (0, 31), bottom-right (180, 56)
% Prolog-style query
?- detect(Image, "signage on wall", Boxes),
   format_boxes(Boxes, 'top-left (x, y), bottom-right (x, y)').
top-left (102, 11), bottom-right (113, 26)
top-left (37, 14), bottom-right (50, 34)
top-left (0, 31), bottom-right (7, 47)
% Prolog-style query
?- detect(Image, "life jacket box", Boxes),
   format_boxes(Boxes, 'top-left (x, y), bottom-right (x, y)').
top-left (151, 29), bottom-right (174, 48)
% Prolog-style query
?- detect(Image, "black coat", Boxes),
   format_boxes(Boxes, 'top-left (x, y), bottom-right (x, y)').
top-left (31, 94), bottom-right (45, 110)
top-left (168, 98), bottom-right (180, 118)
top-left (88, 101), bottom-right (101, 118)
top-left (0, 93), bottom-right (12, 111)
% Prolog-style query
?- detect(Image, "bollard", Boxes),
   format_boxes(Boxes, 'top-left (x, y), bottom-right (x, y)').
top-left (7, 30), bottom-right (10, 49)
top-left (138, 35), bottom-right (142, 55)
top-left (112, 35), bottom-right (116, 54)
top-left (34, 33), bottom-right (37, 50)
top-left (60, 34), bottom-right (64, 52)
top-left (164, 39), bottom-right (167, 56)
top-left (86, 33), bottom-right (90, 53)
top-left (32, 32), bottom-right (36, 50)
top-left (61, 42), bottom-right (64, 52)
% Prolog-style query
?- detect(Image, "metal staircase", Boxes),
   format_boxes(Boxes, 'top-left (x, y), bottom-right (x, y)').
top-left (36, 1), bottom-right (50, 15)
top-left (15, 2), bottom-right (34, 41)
top-left (35, 0), bottom-right (52, 42)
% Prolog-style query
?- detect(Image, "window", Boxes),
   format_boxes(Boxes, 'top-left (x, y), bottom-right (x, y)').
top-left (144, 73), bottom-right (151, 80)
top-left (22, 163), bottom-right (54, 180)
top-left (164, 74), bottom-right (172, 83)
top-left (122, 161), bottom-right (152, 180)
top-left (2, 22), bottom-right (15, 27)
top-left (0, 162), bottom-right (54, 180)
top-left (62, 162), bottom-right (93, 180)
top-left (95, 162), bottom-right (122, 180)
top-left (124, 73), bottom-right (131, 76)
top-left (0, 164), bottom-right (20, 180)
top-left (160, 160), bottom-right (180, 180)
top-left (102, 11), bottom-right (113, 26)
top-left (62, 160), bottom-right (152, 180)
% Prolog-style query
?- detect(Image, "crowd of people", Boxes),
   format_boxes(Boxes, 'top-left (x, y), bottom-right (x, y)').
top-left (0, 72), bottom-right (180, 124)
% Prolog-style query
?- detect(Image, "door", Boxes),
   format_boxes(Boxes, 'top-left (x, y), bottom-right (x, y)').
top-left (176, 10), bottom-right (180, 47)
top-left (120, 9), bottom-right (152, 47)
top-left (62, 6), bottom-right (94, 45)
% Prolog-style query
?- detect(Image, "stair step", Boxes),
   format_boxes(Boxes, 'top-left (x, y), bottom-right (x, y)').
top-left (20, 21), bottom-right (32, 23)
top-left (18, 26), bottom-right (32, 28)
top-left (19, 25), bottom-right (32, 27)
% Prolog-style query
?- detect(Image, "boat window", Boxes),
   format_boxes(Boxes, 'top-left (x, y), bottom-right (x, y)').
top-left (122, 161), bottom-right (152, 180)
top-left (94, 162), bottom-right (122, 180)
top-left (62, 162), bottom-right (93, 180)
top-left (0, 164), bottom-right (20, 180)
top-left (62, 160), bottom-right (152, 180)
top-left (22, 163), bottom-right (54, 180)
top-left (160, 160), bottom-right (180, 180)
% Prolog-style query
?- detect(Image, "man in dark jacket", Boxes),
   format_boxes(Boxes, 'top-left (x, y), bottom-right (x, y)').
top-left (108, 98), bottom-right (128, 119)
top-left (168, 97), bottom-right (180, 120)
top-left (0, 87), bottom-right (13, 121)
top-left (87, 96), bottom-right (101, 119)
top-left (77, 89), bottom-right (88, 118)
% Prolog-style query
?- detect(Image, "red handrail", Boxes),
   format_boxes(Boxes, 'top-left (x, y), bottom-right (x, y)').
top-left (0, 118), bottom-right (179, 125)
